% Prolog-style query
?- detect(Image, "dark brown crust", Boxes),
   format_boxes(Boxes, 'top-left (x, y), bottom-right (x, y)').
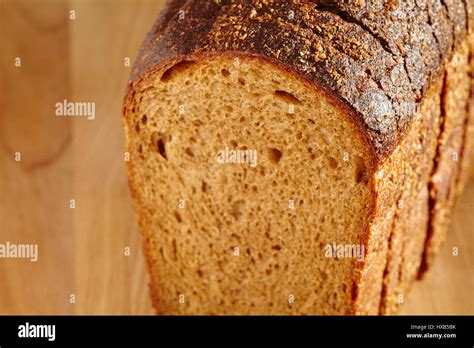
top-left (126, 0), bottom-right (468, 166)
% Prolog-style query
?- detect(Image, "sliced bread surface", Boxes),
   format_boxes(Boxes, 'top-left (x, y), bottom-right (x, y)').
top-left (125, 56), bottom-right (375, 314)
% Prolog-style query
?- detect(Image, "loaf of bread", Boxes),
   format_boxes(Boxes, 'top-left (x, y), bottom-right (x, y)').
top-left (123, 0), bottom-right (473, 315)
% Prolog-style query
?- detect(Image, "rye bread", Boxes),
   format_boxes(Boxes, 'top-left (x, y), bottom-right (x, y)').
top-left (123, 0), bottom-right (473, 314)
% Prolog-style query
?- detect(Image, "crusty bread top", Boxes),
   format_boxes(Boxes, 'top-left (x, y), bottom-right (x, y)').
top-left (126, 0), bottom-right (470, 166)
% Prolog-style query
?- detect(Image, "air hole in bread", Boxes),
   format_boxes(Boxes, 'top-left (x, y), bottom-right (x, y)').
top-left (185, 147), bottom-right (194, 157)
top-left (159, 247), bottom-right (164, 260)
top-left (328, 156), bottom-right (338, 169)
top-left (141, 115), bottom-right (147, 124)
top-left (231, 199), bottom-right (245, 220)
top-left (201, 181), bottom-right (208, 192)
top-left (272, 244), bottom-right (281, 251)
top-left (157, 138), bottom-right (167, 159)
top-left (238, 77), bottom-right (246, 85)
top-left (274, 90), bottom-right (302, 104)
top-left (268, 148), bottom-right (282, 164)
top-left (171, 239), bottom-right (177, 260)
top-left (355, 156), bottom-right (368, 184)
top-left (151, 131), bottom-right (168, 160)
top-left (174, 211), bottom-right (182, 223)
top-left (161, 60), bottom-right (196, 82)
top-left (321, 271), bottom-right (328, 281)
top-left (221, 68), bottom-right (231, 77)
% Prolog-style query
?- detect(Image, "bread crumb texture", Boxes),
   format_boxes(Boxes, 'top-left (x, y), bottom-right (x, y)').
top-left (126, 57), bottom-right (373, 314)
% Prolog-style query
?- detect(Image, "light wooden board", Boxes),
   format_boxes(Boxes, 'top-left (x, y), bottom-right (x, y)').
top-left (0, 0), bottom-right (472, 315)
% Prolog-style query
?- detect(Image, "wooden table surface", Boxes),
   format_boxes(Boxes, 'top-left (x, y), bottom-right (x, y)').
top-left (0, 0), bottom-right (472, 315)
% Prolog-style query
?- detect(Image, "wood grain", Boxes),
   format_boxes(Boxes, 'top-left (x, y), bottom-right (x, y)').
top-left (0, 0), bottom-right (472, 315)
top-left (0, 0), bottom-right (74, 315)
top-left (69, 0), bottom-right (162, 316)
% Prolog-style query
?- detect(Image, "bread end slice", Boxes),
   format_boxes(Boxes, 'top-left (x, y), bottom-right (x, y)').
top-left (124, 55), bottom-right (376, 315)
